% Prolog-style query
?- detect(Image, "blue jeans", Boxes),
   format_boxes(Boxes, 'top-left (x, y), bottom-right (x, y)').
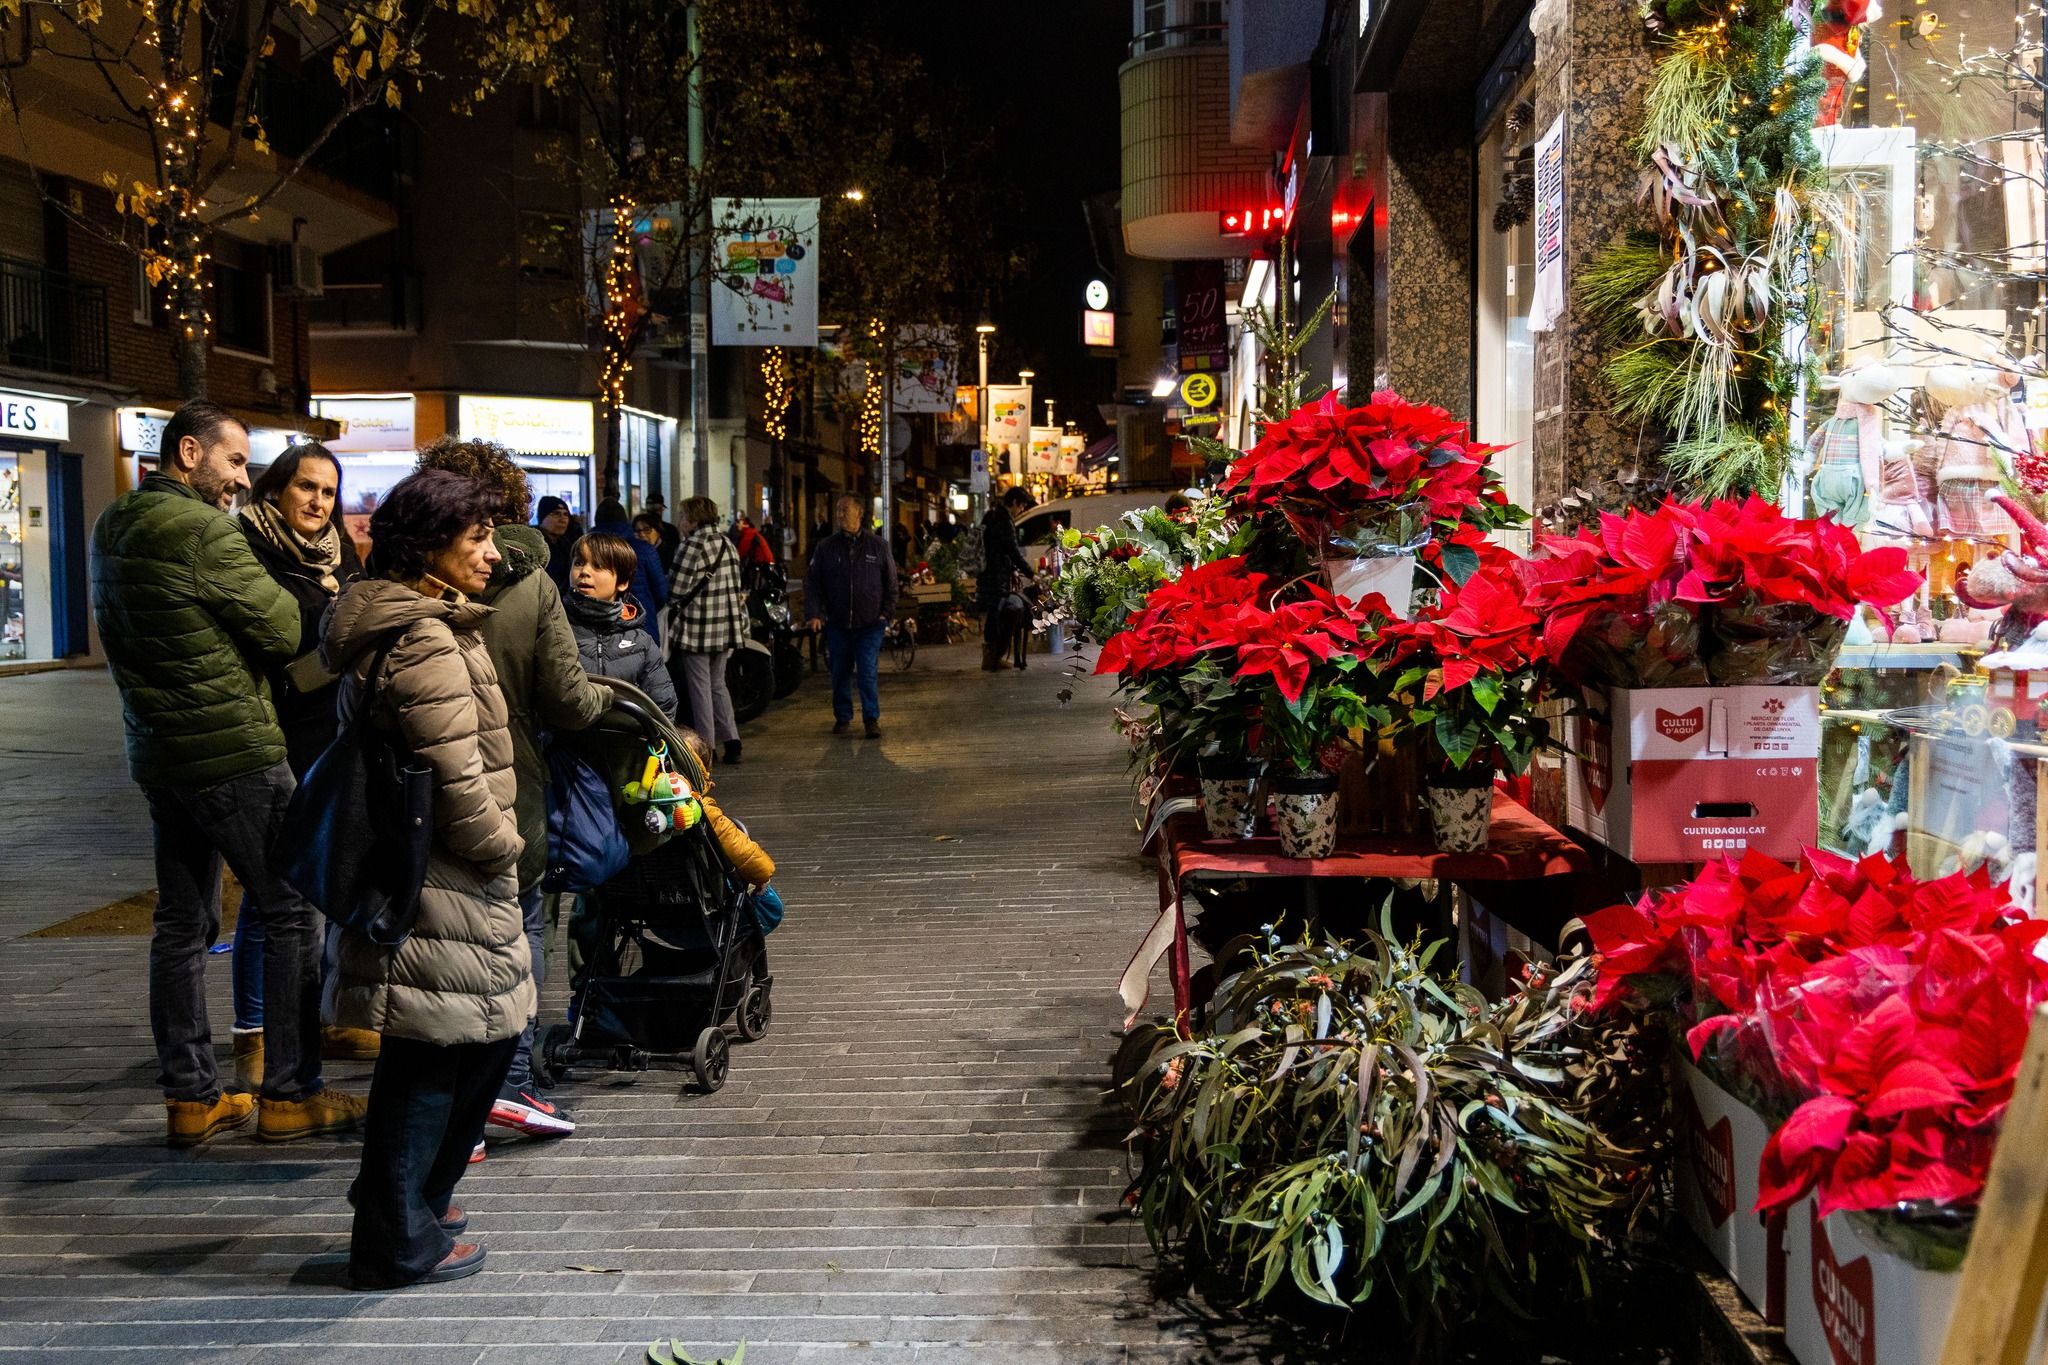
top-left (502, 883), bottom-right (547, 1092)
top-left (825, 624), bottom-right (885, 723)
top-left (232, 899), bottom-right (339, 1032)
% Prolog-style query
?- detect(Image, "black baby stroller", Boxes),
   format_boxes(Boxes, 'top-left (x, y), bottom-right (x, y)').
top-left (531, 679), bottom-right (772, 1093)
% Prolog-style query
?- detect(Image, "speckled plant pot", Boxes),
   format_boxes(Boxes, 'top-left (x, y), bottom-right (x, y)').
top-left (1425, 783), bottom-right (1493, 853)
top-left (1198, 760), bottom-right (1262, 841)
top-left (1271, 773), bottom-right (1341, 859)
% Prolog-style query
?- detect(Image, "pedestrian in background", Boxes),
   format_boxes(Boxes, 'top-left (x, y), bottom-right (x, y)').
top-left (232, 442), bottom-right (377, 1093)
top-left (978, 487), bottom-right (1035, 672)
top-left (734, 514), bottom-right (775, 580)
top-left (89, 400), bottom-right (364, 1148)
top-left (642, 492), bottom-right (682, 569)
top-left (324, 468), bottom-right (531, 1290)
top-left (414, 438), bottom-right (606, 1140)
top-left (668, 495), bottom-right (750, 764)
top-left (805, 492), bottom-right (898, 738)
top-left (534, 496), bottom-right (576, 595)
top-left (592, 498), bottom-right (668, 624)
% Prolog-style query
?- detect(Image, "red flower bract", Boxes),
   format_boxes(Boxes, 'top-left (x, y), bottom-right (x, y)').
top-left (1222, 390), bottom-right (1498, 527)
top-left (1585, 849), bottom-right (2048, 1216)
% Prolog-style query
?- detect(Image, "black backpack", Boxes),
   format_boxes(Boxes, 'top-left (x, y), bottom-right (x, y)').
top-left (273, 630), bottom-right (435, 946)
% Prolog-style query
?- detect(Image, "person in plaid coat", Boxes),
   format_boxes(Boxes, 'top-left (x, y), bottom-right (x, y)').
top-left (667, 496), bottom-right (750, 764)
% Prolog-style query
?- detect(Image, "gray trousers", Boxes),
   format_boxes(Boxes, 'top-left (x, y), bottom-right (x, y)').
top-left (140, 760), bottom-right (323, 1102)
top-left (679, 650), bottom-right (738, 745)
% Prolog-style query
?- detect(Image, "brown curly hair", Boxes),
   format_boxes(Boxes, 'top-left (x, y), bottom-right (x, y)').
top-left (415, 435), bottom-right (531, 524)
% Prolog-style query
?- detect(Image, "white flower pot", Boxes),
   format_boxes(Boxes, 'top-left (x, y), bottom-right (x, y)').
top-left (1424, 783), bottom-right (1493, 852)
top-left (1271, 775), bottom-right (1341, 858)
top-left (1325, 553), bottom-right (1416, 618)
top-left (1199, 775), bottom-right (1260, 840)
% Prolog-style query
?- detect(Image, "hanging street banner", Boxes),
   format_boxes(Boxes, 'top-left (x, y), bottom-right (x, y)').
top-left (893, 325), bottom-right (957, 413)
top-left (1027, 427), bottom-right (1062, 475)
top-left (1057, 432), bottom-right (1085, 477)
top-left (1528, 115), bottom-right (1566, 333)
top-left (710, 196), bottom-right (820, 347)
top-left (987, 384), bottom-right (1031, 474)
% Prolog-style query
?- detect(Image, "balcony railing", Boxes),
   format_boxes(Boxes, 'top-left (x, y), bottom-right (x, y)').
top-left (307, 273), bottom-right (421, 333)
top-left (0, 256), bottom-right (109, 380)
top-left (1127, 22), bottom-right (1226, 57)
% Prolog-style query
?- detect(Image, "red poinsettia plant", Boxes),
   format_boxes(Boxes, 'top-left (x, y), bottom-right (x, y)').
top-left (1363, 564), bottom-right (1552, 777)
top-left (1585, 849), bottom-right (2048, 1216)
top-left (1520, 496), bottom-right (1921, 688)
top-left (1221, 391), bottom-right (1502, 583)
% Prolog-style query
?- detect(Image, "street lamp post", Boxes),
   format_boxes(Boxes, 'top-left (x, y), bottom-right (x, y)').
top-left (975, 319), bottom-right (995, 521)
top-left (1017, 367), bottom-right (1035, 491)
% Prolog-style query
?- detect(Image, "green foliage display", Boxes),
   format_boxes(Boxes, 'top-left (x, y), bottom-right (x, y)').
top-left (1127, 921), bottom-right (1644, 1343)
top-left (1585, 1), bottom-right (1831, 500)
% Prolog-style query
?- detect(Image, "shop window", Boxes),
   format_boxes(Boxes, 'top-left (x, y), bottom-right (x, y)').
top-left (1476, 94), bottom-right (1537, 550)
top-left (519, 211), bottom-right (577, 282)
top-left (211, 239), bottom-right (272, 358)
top-left (1802, 0), bottom-right (2047, 642)
top-left (0, 453), bottom-right (25, 661)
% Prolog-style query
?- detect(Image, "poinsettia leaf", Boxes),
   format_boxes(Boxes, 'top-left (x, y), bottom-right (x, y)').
top-left (1439, 541), bottom-right (1480, 586)
top-left (1434, 708), bottom-right (1483, 767)
top-left (1469, 673), bottom-right (1502, 716)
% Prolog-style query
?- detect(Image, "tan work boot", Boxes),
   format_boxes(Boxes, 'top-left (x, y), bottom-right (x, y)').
top-left (257, 1088), bottom-right (369, 1142)
top-left (166, 1093), bottom-right (257, 1148)
top-left (320, 1026), bottom-right (382, 1061)
top-left (231, 1030), bottom-right (264, 1093)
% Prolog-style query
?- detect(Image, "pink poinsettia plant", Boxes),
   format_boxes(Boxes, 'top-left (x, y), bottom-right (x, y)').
top-left (1585, 849), bottom-right (2048, 1216)
top-left (1520, 497), bottom-right (1921, 688)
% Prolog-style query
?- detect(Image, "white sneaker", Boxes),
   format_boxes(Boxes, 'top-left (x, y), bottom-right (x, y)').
top-left (487, 1084), bottom-right (576, 1137)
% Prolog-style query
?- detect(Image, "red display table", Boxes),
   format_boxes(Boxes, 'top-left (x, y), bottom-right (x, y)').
top-left (1120, 793), bottom-right (1590, 1030)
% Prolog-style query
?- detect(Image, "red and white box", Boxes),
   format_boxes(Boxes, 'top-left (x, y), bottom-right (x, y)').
top-left (1566, 685), bottom-right (1819, 863)
top-left (1675, 1055), bottom-right (1779, 1318)
top-left (1782, 1202), bottom-right (2048, 1365)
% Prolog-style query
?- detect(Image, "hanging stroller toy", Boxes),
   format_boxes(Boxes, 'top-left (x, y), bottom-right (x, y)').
top-left (623, 742), bottom-right (704, 835)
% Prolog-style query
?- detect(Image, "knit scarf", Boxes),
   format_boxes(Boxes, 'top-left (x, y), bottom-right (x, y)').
top-left (242, 497), bottom-right (344, 596)
top-left (566, 589), bottom-right (634, 633)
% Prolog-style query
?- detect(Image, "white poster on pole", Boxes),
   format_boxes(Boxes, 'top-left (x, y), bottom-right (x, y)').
top-left (987, 384), bottom-right (1031, 474)
top-left (1056, 432), bottom-right (1085, 476)
top-left (710, 197), bottom-right (820, 346)
top-left (1027, 427), bottom-right (1062, 475)
top-left (893, 326), bottom-right (957, 413)
top-left (1528, 115), bottom-right (1566, 334)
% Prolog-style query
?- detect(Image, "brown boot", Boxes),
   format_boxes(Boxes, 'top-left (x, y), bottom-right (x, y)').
top-left (232, 1030), bottom-right (264, 1093)
top-left (257, 1087), bottom-right (369, 1142)
top-left (320, 1026), bottom-right (381, 1061)
top-left (166, 1093), bottom-right (256, 1148)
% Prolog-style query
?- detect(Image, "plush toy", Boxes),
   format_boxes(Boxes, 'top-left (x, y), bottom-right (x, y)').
top-left (1806, 364), bottom-right (1908, 528)
top-left (1960, 493), bottom-right (2048, 622)
top-left (1928, 366), bottom-right (2027, 541)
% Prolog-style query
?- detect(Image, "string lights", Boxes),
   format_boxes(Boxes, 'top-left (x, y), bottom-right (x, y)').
top-left (858, 317), bottom-right (884, 455)
top-left (600, 194), bottom-right (636, 416)
top-left (760, 346), bottom-right (790, 441)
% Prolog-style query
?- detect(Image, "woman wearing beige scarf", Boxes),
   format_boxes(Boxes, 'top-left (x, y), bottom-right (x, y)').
top-left (231, 442), bottom-right (371, 1090)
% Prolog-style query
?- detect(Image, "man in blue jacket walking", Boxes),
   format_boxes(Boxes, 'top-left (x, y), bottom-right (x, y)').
top-left (804, 494), bottom-right (898, 738)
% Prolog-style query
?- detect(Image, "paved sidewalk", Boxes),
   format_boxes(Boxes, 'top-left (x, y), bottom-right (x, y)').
top-left (0, 646), bottom-right (1217, 1363)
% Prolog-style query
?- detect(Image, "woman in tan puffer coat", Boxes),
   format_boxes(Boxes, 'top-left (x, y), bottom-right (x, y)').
top-left (321, 469), bottom-right (532, 1291)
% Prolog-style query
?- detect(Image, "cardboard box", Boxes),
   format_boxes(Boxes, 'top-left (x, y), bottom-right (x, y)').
top-left (1674, 1056), bottom-right (1780, 1318)
top-left (1782, 1202), bottom-right (2048, 1365)
top-left (1566, 686), bottom-right (1819, 863)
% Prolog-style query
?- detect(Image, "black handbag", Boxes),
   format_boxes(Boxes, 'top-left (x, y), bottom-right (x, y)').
top-left (274, 630), bottom-right (435, 947)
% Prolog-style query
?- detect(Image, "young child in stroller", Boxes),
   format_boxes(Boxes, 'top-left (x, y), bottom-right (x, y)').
top-left (675, 728), bottom-right (784, 937)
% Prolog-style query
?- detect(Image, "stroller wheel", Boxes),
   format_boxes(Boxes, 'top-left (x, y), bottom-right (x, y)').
top-left (535, 1022), bottom-right (575, 1087)
top-left (736, 978), bottom-right (773, 1042)
top-left (690, 1027), bottom-right (731, 1093)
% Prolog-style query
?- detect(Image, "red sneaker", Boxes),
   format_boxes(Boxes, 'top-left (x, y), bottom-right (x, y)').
top-left (487, 1085), bottom-right (575, 1137)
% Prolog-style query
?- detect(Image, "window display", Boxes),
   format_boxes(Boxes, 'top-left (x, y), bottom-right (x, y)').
top-left (0, 453), bottom-right (22, 661)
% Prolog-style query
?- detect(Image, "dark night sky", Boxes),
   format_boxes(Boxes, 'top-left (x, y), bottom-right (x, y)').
top-left (854, 2), bottom-right (1131, 437)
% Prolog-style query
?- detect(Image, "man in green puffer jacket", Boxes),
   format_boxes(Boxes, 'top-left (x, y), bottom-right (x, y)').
top-left (413, 438), bottom-right (606, 1140)
top-left (91, 401), bottom-right (365, 1150)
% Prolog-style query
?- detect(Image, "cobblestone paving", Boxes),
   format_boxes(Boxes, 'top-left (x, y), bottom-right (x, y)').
top-left (0, 647), bottom-right (1228, 1364)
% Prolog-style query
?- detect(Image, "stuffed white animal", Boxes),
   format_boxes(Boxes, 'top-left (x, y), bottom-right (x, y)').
top-left (1804, 365), bottom-right (1909, 526)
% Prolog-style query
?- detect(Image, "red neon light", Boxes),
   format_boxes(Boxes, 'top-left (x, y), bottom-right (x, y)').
top-left (1218, 205), bottom-right (1285, 237)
